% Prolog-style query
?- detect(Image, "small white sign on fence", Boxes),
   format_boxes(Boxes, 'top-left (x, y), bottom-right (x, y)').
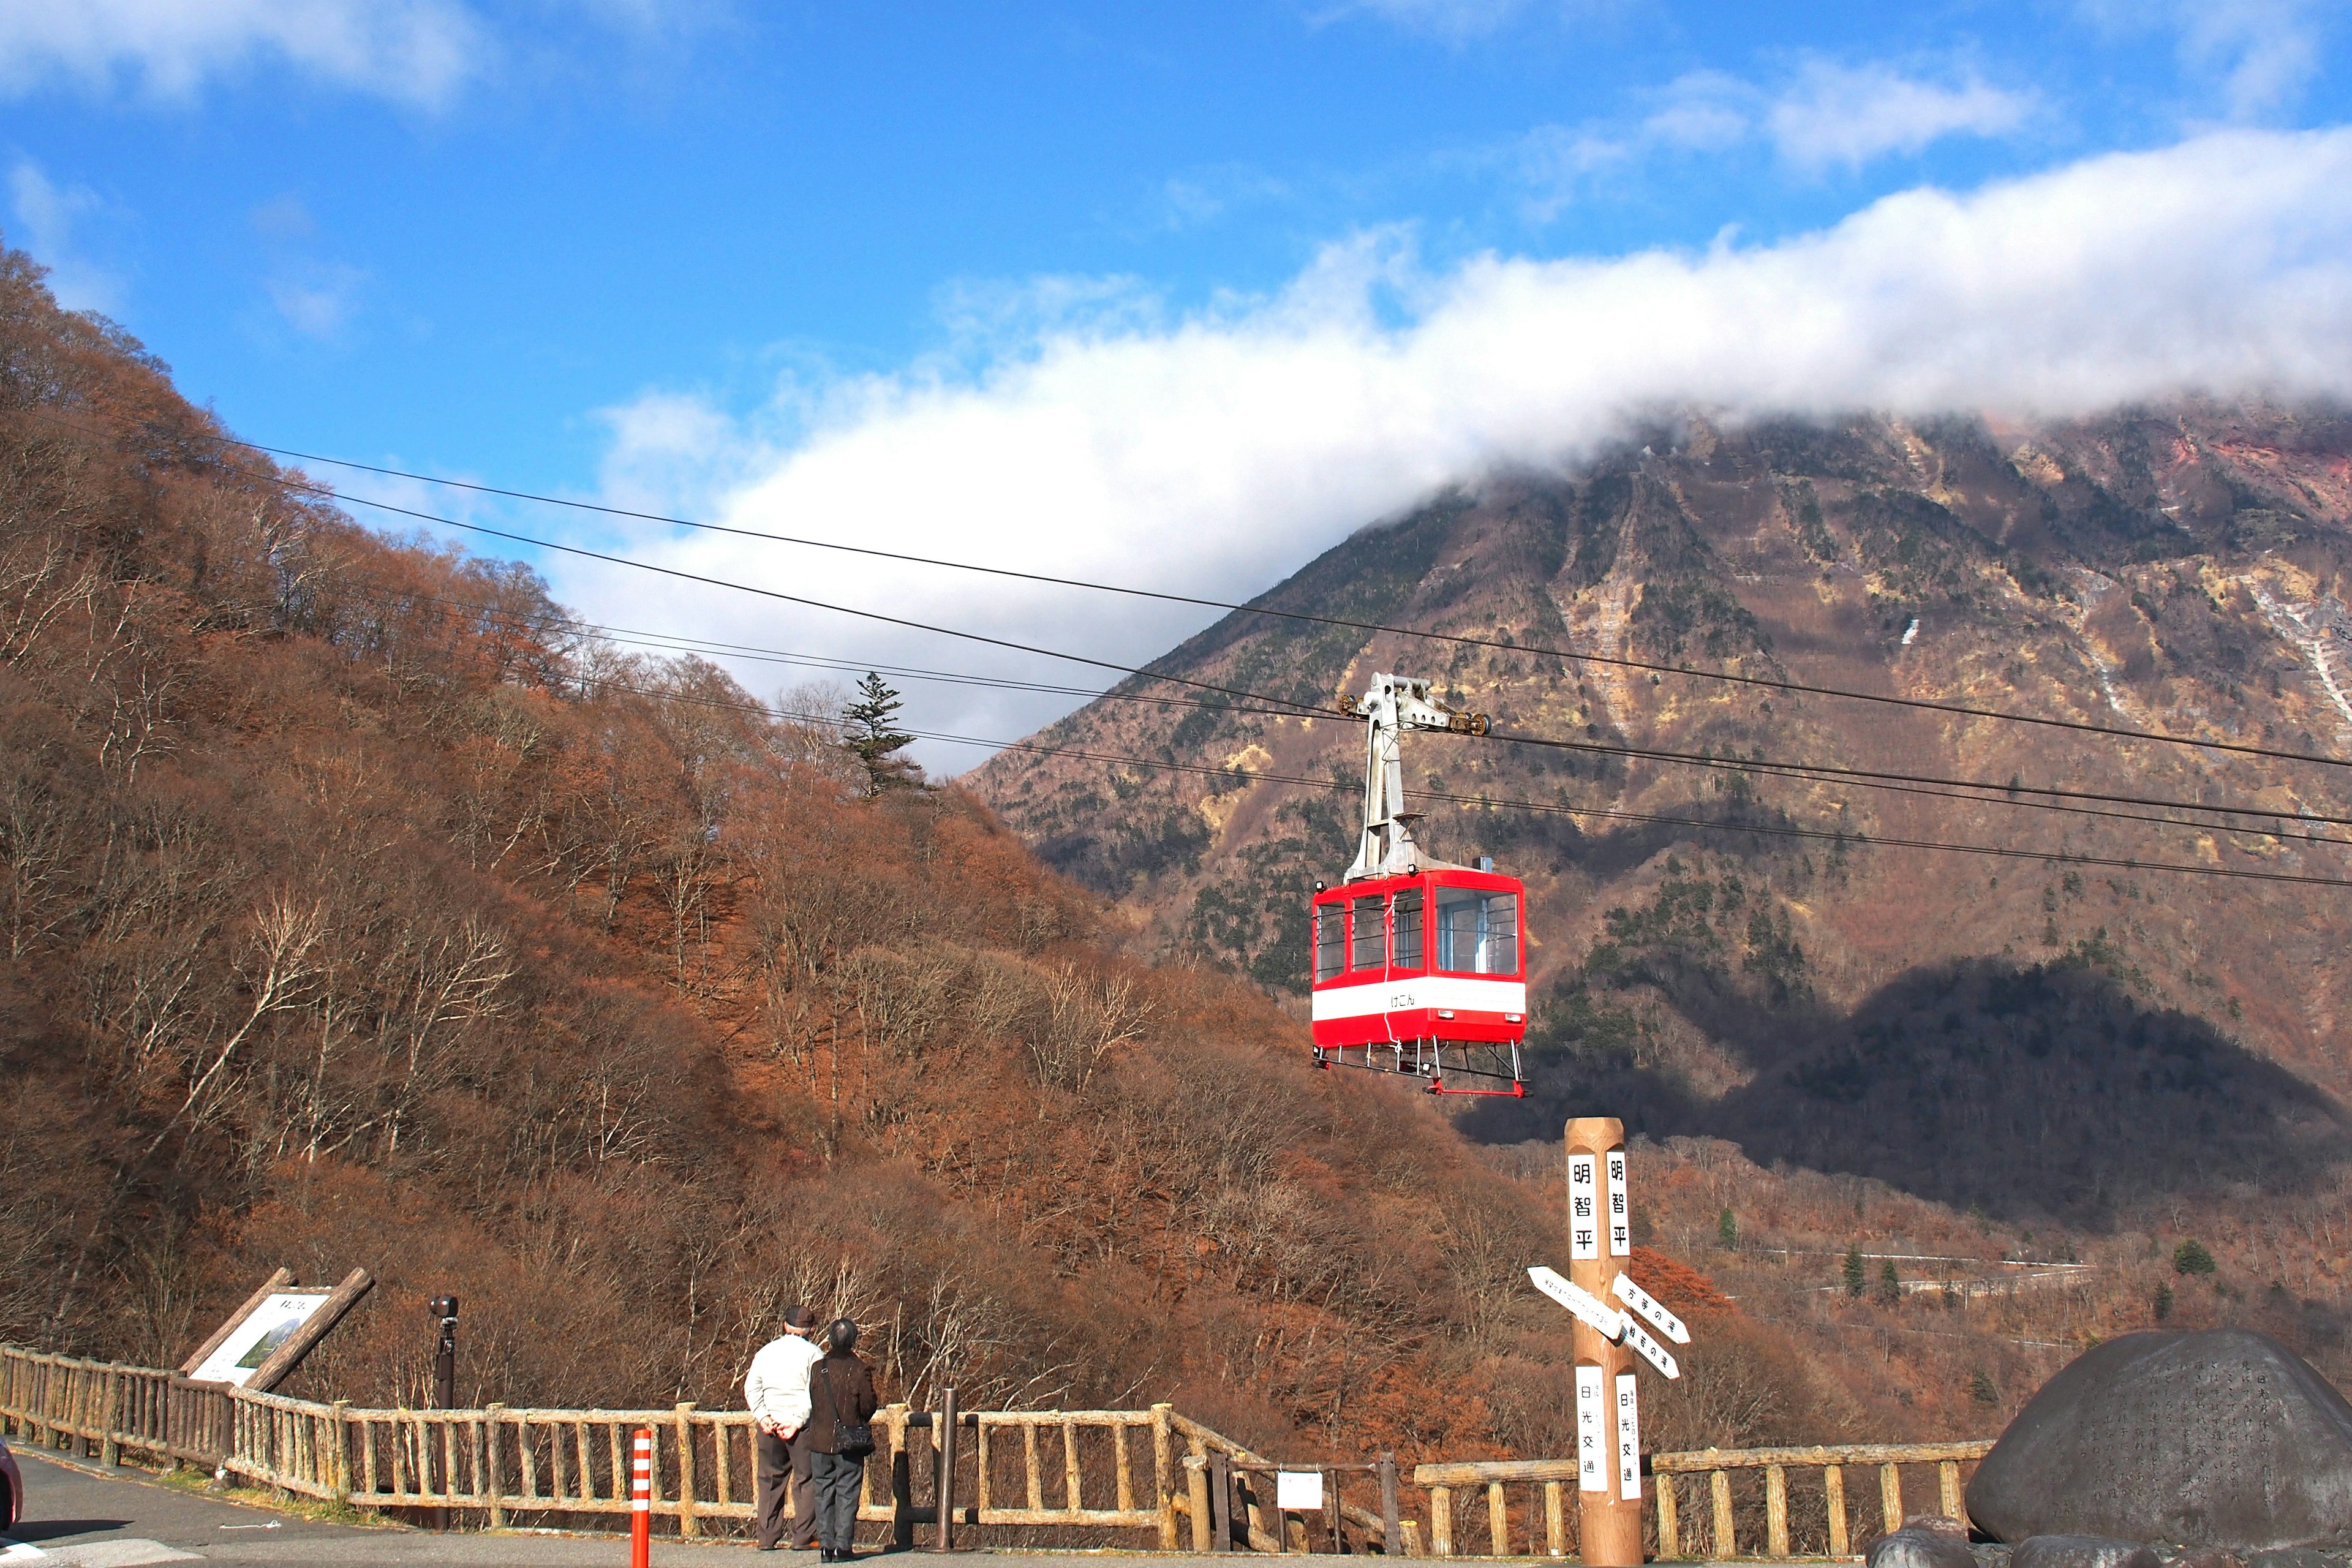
top-left (1276, 1470), bottom-right (1325, 1510)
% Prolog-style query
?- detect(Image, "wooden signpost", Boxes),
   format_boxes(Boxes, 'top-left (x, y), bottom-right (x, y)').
top-left (181, 1267), bottom-right (374, 1393)
top-left (1526, 1118), bottom-right (1699, 1566)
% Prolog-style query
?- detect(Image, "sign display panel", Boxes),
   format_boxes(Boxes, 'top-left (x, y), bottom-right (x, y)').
top-left (1575, 1365), bottom-right (1606, 1492)
top-left (1276, 1471), bottom-right (1325, 1510)
top-left (190, 1292), bottom-right (333, 1388)
top-left (1614, 1373), bottom-right (1642, 1499)
top-left (1605, 1150), bottom-right (1630, 1257)
top-left (1567, 1153), bottom-right (1599, 1260)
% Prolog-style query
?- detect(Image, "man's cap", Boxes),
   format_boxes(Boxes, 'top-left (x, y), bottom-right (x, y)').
top-left (783, 1305), bottom-right (817, 1330)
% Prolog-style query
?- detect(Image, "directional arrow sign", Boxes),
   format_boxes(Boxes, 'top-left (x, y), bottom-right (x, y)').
top-left (1610, 1273), bottom-right (1691, 1345)
top-left (1618, 1314), bottom-right (1680, 1380)
top-left (1528, 1266), bottom-right (1624, 1341)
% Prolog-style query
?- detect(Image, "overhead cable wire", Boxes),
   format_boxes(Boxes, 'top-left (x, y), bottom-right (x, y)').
top-left (279, 576), bottom-right (1308, 721)
top-left (297, 549), bottom-right (2352, 848)
top-left (201, 430), bottom-right (2352, 773)
top-left (552, 669), bottom-right (2352, 889)
top-left (234, 473), bottom-right (1336, 723)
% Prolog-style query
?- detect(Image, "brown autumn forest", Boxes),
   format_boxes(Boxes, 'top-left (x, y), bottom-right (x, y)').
top-left (0, 242), bottom-right (1837, 1470)
top-left (5, 233), bottom-right (2348, 1488)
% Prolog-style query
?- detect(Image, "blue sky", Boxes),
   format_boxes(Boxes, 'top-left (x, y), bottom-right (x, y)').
top-left (6, 1), bottom-right (2352, 761)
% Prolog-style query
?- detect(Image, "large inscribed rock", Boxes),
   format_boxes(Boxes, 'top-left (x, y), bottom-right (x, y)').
top-left (1967, 1329), bottom-right (2352, 1549)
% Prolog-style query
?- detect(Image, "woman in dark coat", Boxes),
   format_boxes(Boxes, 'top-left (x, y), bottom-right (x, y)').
top-left (802, 1318), bottom-right (880, 1561)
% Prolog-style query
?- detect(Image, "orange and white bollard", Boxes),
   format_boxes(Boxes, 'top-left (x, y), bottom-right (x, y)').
top-left (630, 1428), bottom-right (654, 1568)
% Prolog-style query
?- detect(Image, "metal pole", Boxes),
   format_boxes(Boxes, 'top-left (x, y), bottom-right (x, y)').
top-left (930, 1387), bottom-right (958, 1552)
top-left (1567, 1117), bottom-right (1642, 1566)
top-left (429, 1296), bottom-right (457, 1531)
top-left (630, 1428), bottom-right (653, 1568)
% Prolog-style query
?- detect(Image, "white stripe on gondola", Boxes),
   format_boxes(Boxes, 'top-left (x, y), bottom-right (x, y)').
top-left (1311, 974), bottom-right (1526, 1020)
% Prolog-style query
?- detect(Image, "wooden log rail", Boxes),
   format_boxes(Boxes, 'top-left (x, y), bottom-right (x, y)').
top-left (1410, 1443), bottom-right (1996, 1559)
top-left (1648, 1442), bottom-right (1994, 1561)
top-left (9, 1344), bottom-right (1993, 1556)
top-left (1170, 1412), bottom-right (1419, 1556)
top-left (1412, 1458), bottom-right (1584, 1558)
top-left (0, 1346), bottom-right (1182, 1547)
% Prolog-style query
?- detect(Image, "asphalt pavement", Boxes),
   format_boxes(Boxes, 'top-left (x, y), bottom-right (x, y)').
top-left (2, 1449), bottom-right (848, 1566)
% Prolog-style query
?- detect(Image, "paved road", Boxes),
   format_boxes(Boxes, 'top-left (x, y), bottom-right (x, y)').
top-left (2, 1450), bottom-right (925, 1566)
top-left (0, 1449), bottom-right (1792, 1567)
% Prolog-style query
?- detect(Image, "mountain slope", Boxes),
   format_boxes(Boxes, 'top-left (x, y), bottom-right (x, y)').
top-left (971, 404), bottom-right (2352, 1238)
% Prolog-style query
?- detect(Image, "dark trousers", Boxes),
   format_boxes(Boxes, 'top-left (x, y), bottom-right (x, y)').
top-left (756, 1429), bottom-right (821, 1549)
top-left (810, 1449), bottom-right (863, 1551)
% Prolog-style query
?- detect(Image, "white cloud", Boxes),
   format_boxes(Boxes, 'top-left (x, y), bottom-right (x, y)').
top-left (265, 262), bottom-right (366, 340)
top-left (1763, 60), bottom-right (2036, 172)
top-left (2171, 0), bottom-right (2321, 119)
top-left (0, 0), bottom-right (486, 107)
top-left (7, 159), bottom-right (122, 313)
top-left (551, 129), bottom-right (2352, 767)
top-left (1515, 59), bottom-right (2036, 215)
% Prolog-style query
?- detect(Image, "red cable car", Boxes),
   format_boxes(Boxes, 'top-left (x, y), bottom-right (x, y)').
top-left (1310, 674), bottom-right (1528, 1095)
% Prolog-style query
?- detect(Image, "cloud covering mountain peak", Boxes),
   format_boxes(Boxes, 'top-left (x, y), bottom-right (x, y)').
top-left (562, 127), bottom-right (2352, 761)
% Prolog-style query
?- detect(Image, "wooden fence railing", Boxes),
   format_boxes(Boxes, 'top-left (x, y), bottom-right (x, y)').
top-left (1411, 1442), bottom-right (1996, 1559)
top-left (6, 1343), bottom-right (1990, 1556)
top-left (1649, 1442), bottom-right (1994, 1560)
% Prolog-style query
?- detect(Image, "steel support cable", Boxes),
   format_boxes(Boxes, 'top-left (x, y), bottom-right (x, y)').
top-left (255, 575), bottom-right (1314, 722)
top-left (107, 415), bottom-right (2351, 845)
top-left (1486, 727), bottom-right (2352, 835)
top-left (192, 430), bottom-right (2352, 774)
top-left (310, 567), bottom-right (2352, 845)
top-left (238, 476), bottom-right (1335, 723)
top-left (555, 670), bottom-right (2352, 889)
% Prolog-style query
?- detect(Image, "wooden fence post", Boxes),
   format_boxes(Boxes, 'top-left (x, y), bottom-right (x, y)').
top-left (674, 1403), bottom-right (698, 1539)
top-left (888, 1406), bottom-right (914, 1551)
top-left (1379, 1456), bottom-right (1403, 1558)
top-left (1151, 1404), bottom-right (1178, 1551)
top-left (1766, 1464), bottom-right (1790, 1556)
top-left (1430, 1484), bottom-right (1453, 1558)
top-left (100, 1365), bottom-right (120, 1468)
top-left (486, 1406), bottom-right (507, 1528)
top-left (931, 1387), bottom-right (959, 1553)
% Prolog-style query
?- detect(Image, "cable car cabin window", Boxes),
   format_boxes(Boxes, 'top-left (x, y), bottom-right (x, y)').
top-left (1314, 903), bottom-right (1346, 982)
top-left (1349, 895), bottom-right (1385, 971)
top-left (1435, 889), bottom-right (1520, 975)
top-left (1390, 888), bottom-right (1424, 970)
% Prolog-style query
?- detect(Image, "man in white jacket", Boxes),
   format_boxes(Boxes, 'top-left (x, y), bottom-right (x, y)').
top-left (745, 1306), bottom-right (824, 1550)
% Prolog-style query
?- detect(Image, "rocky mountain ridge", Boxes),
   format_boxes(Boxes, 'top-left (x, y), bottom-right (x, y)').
top-left (970, 404), bottom-right (2352, 1235)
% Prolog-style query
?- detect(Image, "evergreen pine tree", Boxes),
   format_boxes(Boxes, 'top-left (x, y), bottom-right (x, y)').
top-left (1843, 1244), bottom-right (1867, 1297)
top-left (1717, 1207), bottom-right (1738, 1250)
top-left (1876, 1259), bottom-right (1901, 1305)
top-left (842, 672), bottom-right (919, 794)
